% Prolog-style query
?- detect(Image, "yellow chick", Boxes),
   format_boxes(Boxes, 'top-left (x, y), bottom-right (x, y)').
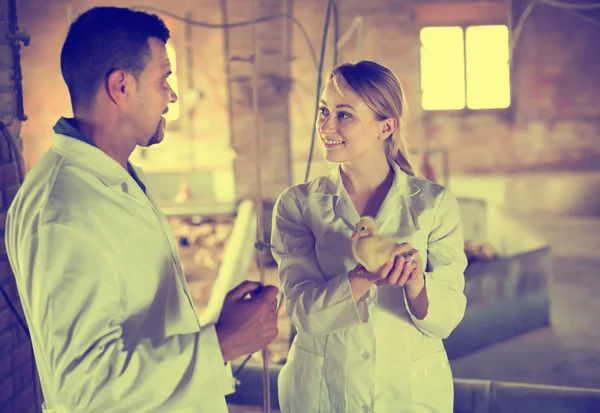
top-left (351, 216), bottom-right (397, 273)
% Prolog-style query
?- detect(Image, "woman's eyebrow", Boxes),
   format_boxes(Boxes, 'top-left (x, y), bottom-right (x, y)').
top-left (320, 99), bottom-right (355, 110)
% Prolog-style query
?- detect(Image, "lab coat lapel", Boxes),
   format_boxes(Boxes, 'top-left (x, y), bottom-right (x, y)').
top-left (377, 162), bottom-right (422, 237)
top-left (313, 163), bottom-right (422, 234)
top-left (132, 166), bottom-right (187, 278)
top-left (317, 165), bottom-right (360, 231)
top-left (128, 166), bottom-right (197, 315)
top-left (333, 190), bottom-right (361, 231)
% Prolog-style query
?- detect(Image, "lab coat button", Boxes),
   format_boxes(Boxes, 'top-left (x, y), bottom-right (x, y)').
top-left (362, 404), bottom-right (370, 412)
top-left (362, 351), bottom-right (370, 360)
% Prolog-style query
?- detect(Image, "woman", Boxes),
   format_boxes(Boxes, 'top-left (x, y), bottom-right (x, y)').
top-left (271, 60), bottom-right (467, 413)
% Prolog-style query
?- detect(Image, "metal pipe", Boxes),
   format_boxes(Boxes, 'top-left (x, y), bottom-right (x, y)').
top-left (227, 363), bottom-right (600, 412)
top-left (248, 1), bottom-right (271, 411)
top-left (336, 15), bottom-right (364, 61)
top-left (6, 0), bottom-right (29, 122)
top-left (227, 363), bottom-right (281, 410)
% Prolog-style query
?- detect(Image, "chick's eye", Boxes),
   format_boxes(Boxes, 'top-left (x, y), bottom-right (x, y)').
top-left (318, 107), bottom-right (329, 116)
top-left (338, 111), bottom-right (351, 120)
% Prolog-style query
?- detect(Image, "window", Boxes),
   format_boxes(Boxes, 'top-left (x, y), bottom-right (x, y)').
top-left (164, 43), bottom-right (180, 122)
top-left (420, 25), bottom-right (510, 111)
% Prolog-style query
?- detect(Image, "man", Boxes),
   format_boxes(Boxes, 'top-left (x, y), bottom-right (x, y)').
top-left (5, 6), bottom-right (279, 413)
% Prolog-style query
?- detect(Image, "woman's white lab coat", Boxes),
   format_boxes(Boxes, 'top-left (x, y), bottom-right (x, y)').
top-left (271, 161), bottom-right (468, 413)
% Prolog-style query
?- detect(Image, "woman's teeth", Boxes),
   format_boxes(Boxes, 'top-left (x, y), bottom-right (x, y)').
top-left (324, 139), bottom-right (345, 145)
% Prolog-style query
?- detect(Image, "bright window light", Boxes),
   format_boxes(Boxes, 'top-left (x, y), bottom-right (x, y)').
top-left (421, 26), bottom-right (465, 110)
top-left (420, 24), bottom-right (511, 111)
top-left (164, 43), bottom-right (180, 122)
top-left (466, 25), bottom-right (511, 109)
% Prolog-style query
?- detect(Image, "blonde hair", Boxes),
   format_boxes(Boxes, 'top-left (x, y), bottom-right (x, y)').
top-left (328, 60), bottom-right (418, 176)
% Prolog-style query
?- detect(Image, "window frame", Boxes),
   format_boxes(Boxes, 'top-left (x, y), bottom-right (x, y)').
top-left (419, 19), bottom-right (514, 118)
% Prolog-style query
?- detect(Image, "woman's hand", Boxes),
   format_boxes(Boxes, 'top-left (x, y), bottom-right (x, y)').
top-left (379, 243), bottom-right (424, 289)
top-left (350, 242), bottom-right (424, 289)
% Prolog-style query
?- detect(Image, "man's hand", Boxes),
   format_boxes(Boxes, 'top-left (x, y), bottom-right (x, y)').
top-left (215, 281), bottom-right (279, 363)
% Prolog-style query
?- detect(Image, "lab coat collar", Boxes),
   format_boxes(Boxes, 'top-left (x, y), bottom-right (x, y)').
top-left (314, 161), bottom-right (421, 229)
top-left (52, 132), bottom-right (128, 186)
top-left (53, 132), bottom-right (133, 185)
top-left (52, 116), bottom-right (148, 187)
top-left (314, 161), bottom-right (421, 198)
top-left (52, 132), bottom-right (151, 207)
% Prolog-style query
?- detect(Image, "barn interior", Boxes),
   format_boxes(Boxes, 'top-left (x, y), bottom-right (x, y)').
top-left (1, 0), bottom-right (600, 412)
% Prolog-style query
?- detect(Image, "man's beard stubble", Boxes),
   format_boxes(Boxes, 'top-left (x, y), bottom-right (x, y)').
top-left (147, 117), bottom-right (166, 146)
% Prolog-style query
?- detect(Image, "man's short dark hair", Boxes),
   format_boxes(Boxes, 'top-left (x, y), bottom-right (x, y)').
top-left (60, 7), bottom-right (170, 111)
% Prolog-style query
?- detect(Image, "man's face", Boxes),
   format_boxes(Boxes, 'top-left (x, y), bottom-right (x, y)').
top-left (131, 37), bottom-right (178, 147)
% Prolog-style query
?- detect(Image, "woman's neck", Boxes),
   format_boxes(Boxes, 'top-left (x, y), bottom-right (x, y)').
top-left (340, 156), bottom-right (393, 196)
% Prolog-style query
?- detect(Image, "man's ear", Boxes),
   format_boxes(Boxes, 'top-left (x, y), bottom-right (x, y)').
top-left (379, 118), bottom-right (398, 139)
top-left (106, 69), bottom-right (135, 106)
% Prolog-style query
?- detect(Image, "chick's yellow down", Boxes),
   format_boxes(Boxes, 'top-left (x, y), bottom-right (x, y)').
top-left (351, 216), bottom-right (397, 273)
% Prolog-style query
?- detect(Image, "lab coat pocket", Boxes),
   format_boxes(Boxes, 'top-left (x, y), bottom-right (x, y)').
top-left (409, 350), bottom-right (454, 412)
top-left (278, 343), bottom-right (330, 413)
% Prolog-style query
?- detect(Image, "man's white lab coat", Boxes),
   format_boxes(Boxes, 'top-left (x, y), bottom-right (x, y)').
top-left (5, 132), bottom-right (235, 413)
top-left (271, 161), bottom-right (468, 413)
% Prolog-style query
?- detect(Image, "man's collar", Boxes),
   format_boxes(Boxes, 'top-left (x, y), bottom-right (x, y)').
top-left (53, 117), bottom-right (96, 146)
top-left (52, 117), bottom-right (131, 187)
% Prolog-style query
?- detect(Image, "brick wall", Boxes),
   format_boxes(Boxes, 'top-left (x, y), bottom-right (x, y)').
top-left (16, 0), bottom-right (600, 183)
top-left (0, 156), bottom-right (38, 413)
top-left (224, 0), bottom-right (293, 202)
top-left (420, 0), bottom-right (600, 174)
top-left (0, 1), bottom-right (40, 411)
top-left (0, 0), bottom-right (41, 411)
top-left (17, 0), bottom-right (243, 203)
top-left (290, 0), bottom-right (600, 179)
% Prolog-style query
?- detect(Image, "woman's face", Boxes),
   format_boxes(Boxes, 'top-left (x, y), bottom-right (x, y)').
top-left (317, 76), bottom-right (391, 164)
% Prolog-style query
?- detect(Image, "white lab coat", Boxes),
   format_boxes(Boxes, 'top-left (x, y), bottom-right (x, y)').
top-left (271, 161), bottom-right (468, 413)
top-left (5, 133), bottom-right (235, 413)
